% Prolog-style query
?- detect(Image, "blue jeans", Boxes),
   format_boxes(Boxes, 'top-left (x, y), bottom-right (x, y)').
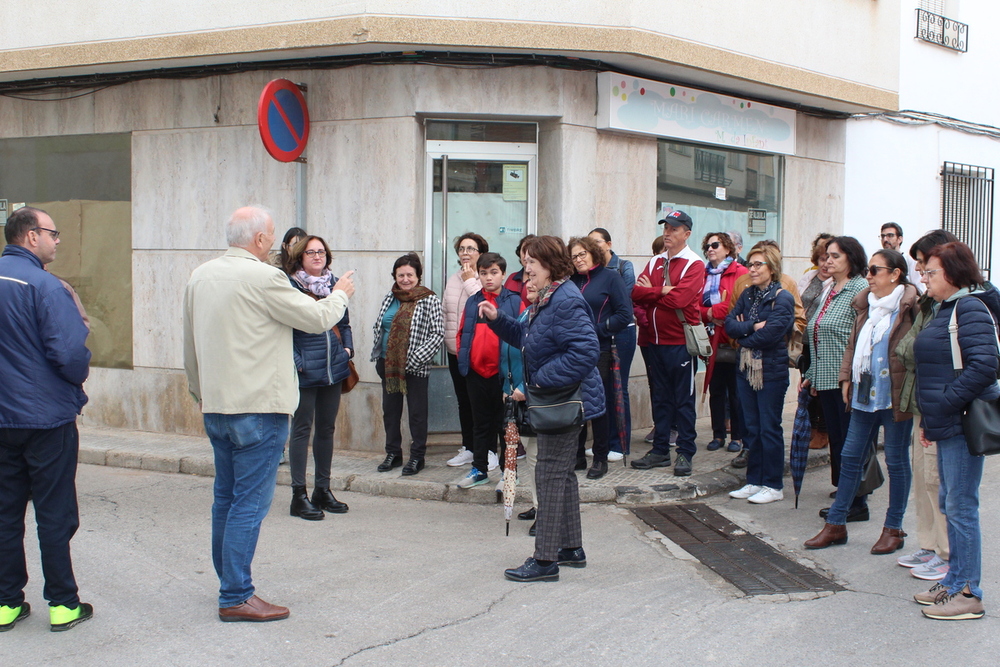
top-left (937, 434), bottom-right (984, 599)
top-left (826, 409), bottom-right (912, 528)
top-left (736, 372), bottom-right (787, 489)
top-left (608, 326), bottom-right (636, 454)
top-left (204, 413), bottom-right (288, 608)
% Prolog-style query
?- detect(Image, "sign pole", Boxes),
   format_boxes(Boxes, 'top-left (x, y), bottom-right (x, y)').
top-left (296, 160), bottom-right (307, 230)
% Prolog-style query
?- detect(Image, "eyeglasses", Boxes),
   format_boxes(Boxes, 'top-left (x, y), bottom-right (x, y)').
top-left (457, 245), bottom-right (480, 254)
top-left (303, 249), bottom-right (327, 258)
top-left (880, 233), bottom-right (898, 240)
top-left (919, 268), bottom-right (942, 278)
top-left (571, 251), bottom-right (590, 261)
top-left (703, 241), bottom-right (722, 251)
top-left (747, 261), bottom-right (766, 270)
top-left (866, 265), bottom-right (889, 276)
top-left (31, 226), bottom-right (60, 239)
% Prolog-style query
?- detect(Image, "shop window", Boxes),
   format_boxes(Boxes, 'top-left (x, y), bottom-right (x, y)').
top-left (0, 133), bottom-right (133, 369)
top-left (657, 140), bottom-right (783, 252)
top-left (425, 121), bottom-right (536, 143)
top-left (941, 161), bottom-right (993, 275)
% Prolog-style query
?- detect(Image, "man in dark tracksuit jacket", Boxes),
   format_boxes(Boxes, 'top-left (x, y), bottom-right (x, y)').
top-left (0, 207), bottom-right (92, 632)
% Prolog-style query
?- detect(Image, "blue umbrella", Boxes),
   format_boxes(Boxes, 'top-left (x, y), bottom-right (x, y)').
top-left (789, 385), bottom-right (813, 509)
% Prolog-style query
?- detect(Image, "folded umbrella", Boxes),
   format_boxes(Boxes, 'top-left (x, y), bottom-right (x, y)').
top-left (789, 385), bottom-right (813, 509)
top-left (502, 398), bottom-right (520, 535)
top-left (610, 345), bottom-right (629, 464)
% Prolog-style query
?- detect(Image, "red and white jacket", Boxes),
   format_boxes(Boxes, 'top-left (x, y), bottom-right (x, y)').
top-left (631, 245), bottom-right (706, 346)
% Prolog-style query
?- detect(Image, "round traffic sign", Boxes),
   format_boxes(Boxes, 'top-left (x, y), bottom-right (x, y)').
top-left (257, 79), bottom-right (310, 162)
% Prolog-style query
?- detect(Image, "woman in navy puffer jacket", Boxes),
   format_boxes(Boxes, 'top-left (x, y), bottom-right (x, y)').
top-left (480, 236), bottom-right (603, 583)
top-left (724, 244), bottom-right (795, 506)
top-left (285, 236), bottom-right (353, 521)
top-left (912, 241), bottom-right (999, 621)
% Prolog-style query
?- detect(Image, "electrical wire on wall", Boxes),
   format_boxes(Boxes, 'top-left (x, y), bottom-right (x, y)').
top-left (851, 110), bottom-right (1000, 141)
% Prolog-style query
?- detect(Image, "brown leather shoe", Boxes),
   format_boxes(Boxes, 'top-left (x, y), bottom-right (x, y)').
top-left (870, 527), bottom-right (907, 555)
top-left (804, 523), bottom-right (848, 549)
top-left (218, 595), bottom-right (290, 622)
top-left (809, 429), bottom-right (829, 449)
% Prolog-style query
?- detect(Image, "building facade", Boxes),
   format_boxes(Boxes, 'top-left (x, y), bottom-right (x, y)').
top-left (0, 2), bottom-right (901, 448)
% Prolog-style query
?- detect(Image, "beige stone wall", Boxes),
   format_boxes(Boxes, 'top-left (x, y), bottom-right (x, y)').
top-left (0, 63), bottom-right (844, 444)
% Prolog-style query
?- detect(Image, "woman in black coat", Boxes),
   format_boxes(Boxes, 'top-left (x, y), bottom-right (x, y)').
top-left (724, 245), bottom-right (795, 505)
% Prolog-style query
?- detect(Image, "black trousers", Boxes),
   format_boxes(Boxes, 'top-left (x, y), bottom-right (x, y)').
top-left (465, 370), bottom-right (502, 474)
top-left (0, 422), bottom-right (81, 608)
top-left (377, 358), bottom-right (429, 461)
top-left (578, 350), bottom-right (612, 463)
top-left (290, 383), bottom-right (343, 488)
top-left (447, 353), bottom-right (474, 450)
top-left (709, 361), bottom-right (744, 442)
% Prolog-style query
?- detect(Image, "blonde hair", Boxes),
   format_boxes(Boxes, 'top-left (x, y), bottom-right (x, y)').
top-left (747, 245), bottom-right (783, 282)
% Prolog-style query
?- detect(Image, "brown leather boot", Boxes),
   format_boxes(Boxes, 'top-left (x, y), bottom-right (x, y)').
top-left (809, 429), bottom-right (829, 449)
top-left (804, 523), bottom-right (848, 549)
top-left (870, 527), bottom-right (907, 555)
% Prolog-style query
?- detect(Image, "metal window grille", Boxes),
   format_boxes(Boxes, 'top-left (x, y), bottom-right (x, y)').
top-left (920, 0), bottom-right (944, 15)
top-left (694, 149), bottom-right (730, 185)
top-left (941, 162), bottom-right (994, 275)
top-left (916, 8), bottom-right (968, 52)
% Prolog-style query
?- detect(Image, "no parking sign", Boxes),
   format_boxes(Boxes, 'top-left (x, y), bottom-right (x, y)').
top-left (257, 79), bottom-right (310, 162)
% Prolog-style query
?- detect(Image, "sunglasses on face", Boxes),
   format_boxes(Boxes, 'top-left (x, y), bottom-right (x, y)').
top-left (703, 241), bottom-right (722, 251)
top-left (866, 265), bottom-right (889, 276)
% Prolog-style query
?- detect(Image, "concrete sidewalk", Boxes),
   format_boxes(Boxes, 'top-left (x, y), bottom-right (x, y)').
top-left (79, 399), bottom-right (835, 505)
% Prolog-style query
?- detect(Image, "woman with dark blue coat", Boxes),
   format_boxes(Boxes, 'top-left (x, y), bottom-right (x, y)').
top-left (724, 245), bottom-right (795, 505)
top-left (911, 242), bottom-right (999, 621)
top-left (569, 235), bottom-right (632, 480)
top-left (480, 236), bottom-right (603, 583)
top-left (285, 236), bottom-right (353, 520)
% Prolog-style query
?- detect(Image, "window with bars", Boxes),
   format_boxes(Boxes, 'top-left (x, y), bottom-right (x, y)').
top-left (941, 162), bottom-right (994, 275)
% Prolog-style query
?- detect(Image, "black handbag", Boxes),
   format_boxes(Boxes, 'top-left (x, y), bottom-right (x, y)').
top-left (714, 344), bottom-right (738, 365)
top-left (948, 303), bottom-right (1000, 456)
top-left (504, 394), bottom-right (535, 437)
top-left (856, 440), bottom-right (885, 496)
top-left (524, 383), bottom-right (584, 435)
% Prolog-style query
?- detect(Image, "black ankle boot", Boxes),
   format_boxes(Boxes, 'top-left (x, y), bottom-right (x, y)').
top-left (311, 487), bottom-right (349, 514)
top-left (290, 486), bottom-right (324, 520)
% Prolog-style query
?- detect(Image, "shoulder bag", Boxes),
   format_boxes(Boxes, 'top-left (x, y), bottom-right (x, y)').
top-left (949, 303), bottom-right (1000, 456)
top-left (664, 260), bottom-right (712, 358)
top-left (331, 324), bottom-right (360, 393)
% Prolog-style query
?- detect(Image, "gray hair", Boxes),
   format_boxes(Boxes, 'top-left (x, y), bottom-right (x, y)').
top-left (726, 230), bottom-right (744, 249)
top-left (225, 206), bottom-right (273, 247)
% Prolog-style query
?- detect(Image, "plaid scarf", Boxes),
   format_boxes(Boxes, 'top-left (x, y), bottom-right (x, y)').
top-left (702, 257), bottom-right (732, 307)
top-left (739, 280), bottom-right (780, 391)
top-left (528, 277), bottom-right (568, 324)
top-left (385, 284), bottom-right (434, 394)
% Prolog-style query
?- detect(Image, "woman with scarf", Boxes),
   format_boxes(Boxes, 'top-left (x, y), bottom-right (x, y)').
top-left (285, 235), bottom-right (354, 520)
top-left (724, 244), bottom-right (795, 505)
top-left (371, 253), bottom-right (445, 475)
top-left (479, 236), bottom-right (602, 582)
top-left (805, 249), bottom-right (918, 552)
top-left (798, 233), bottom-right (833, 449)
top-left (701, 232), bottom-right (748, 453)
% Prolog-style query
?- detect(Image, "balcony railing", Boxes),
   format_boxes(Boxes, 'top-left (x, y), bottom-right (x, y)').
top-left (916, 8), bottom-right (968, 52)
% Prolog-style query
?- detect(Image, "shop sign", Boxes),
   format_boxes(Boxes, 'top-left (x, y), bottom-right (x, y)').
top-left (597, 72), bottom-right (796, 155)
top-left (748, 208), bottom-right (768, 234)
top-left (257, 79), bottom-right (310, 162)
top-left (502, 164), bottom-right (527, 201)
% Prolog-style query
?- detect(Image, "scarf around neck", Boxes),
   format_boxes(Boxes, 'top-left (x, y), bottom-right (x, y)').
top-left (703, 257), bottom-right (733, 307)
top-left (739, 280), bottom-right (781, 390)
top-left (528, 277), bottom-right (568, 323)
top-left (851, 284), bottom-right (905, 382)
top-left (385, 283), bottom-right (435, 394)
top-left (294, 269), bottom-right (333, 297)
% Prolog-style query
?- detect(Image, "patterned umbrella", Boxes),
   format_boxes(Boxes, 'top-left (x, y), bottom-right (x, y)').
top-left (502, 400), bottom-right (520, 535)
top-left (610, 345), bottom-right (629, 464)
top-left (789, 385), bottom-right (813, 509)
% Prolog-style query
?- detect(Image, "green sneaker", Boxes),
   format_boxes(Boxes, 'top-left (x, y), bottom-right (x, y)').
top-left (50, 603), bottom-right (93, 632)
top-left (0, 603), bottom-right (30, 632)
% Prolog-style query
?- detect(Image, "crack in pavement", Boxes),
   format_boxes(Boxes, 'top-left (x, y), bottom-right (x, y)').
top-left (328, 589), bottom-right (518, 666)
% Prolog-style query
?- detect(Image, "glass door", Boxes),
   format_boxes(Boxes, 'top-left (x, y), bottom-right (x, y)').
top-left (424, 140), bottom-right (537, 432)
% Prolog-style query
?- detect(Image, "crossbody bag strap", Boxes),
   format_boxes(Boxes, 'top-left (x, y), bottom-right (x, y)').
top-left (949, 304), bottom-right (963, 371)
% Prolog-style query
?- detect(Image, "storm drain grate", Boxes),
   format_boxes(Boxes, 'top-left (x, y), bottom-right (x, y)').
top-left (633, 503), bottom-right (844, 596)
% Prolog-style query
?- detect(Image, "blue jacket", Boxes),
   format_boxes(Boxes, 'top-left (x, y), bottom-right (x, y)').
top-left (457, 287), bottom-right (522, 377)
top-left (570, 264), bottom-right (632, 350)
top-left (0, 245), bottom-right (91, 428)
top-left (489, 279), bottom-right (605, 420)
top-left (914, 292), bottom-right (1000, 441)
top-left (290, 276), bottom-right (354, 388)
top-left (724, 284), bottom-right (795, 387)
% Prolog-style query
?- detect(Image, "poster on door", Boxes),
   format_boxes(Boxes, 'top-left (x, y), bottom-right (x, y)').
top-left (502, 164), bottom-right (527, 202)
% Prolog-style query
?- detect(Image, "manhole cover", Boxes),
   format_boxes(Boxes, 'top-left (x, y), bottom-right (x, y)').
top-left (633, 503), bottom-right (843, 596)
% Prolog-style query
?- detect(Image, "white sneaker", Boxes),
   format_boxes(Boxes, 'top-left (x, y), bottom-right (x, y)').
top-left (911, 556), bottom-right (950, 581)
top-left (585, 448), bottom-right (594, 457)
top-left (729, 484), bottom-right (762, 499)
top-left (608, 451), bottom-right (624, 462)
top-left (747, 487), bottom-right (784, 504)
top-left (897, 548), bottom-right (937, 568)
top-left (488, 450), bottom-right (499, 471)
top-left (447, 448), bottom-right (473, 467)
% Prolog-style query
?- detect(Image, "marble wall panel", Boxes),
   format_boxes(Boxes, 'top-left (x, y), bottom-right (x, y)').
top-left (537, 123), bottom-right (598, 237)
top-left (305, 118), bottom-right (422, 250)
top-left (783, 156), bottom-right (845, 264)
top-left (0, 92), bottom-right (97, 138)
top-left (795, 114), bottom-right (847, 165)
top-left (132, 126), bottom-right (298, 250)
top-left (94, 76), bottom-right (222, 133)
top-left (80, 367), bottom-right (205, 436)
top-left (593, 132), bottom-right (658, 257)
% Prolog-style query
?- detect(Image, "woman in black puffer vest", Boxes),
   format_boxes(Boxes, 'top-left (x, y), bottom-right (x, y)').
top-left (285, 235), bottom-right (353, 521)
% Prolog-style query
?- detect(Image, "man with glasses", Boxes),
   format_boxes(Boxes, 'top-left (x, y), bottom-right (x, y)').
top-left (881, 223), bottom-right (924, 292)
top-left (0, 207), bottom-right (93, 632)
top-left (184, 206), bottom-right (355, 622)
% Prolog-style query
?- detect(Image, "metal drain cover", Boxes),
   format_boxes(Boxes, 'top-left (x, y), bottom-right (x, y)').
top-left (633, 503), bottom-right (843, 596)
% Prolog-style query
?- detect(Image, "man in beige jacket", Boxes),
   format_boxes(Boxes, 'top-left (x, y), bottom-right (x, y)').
top-left (183, 206), bottom-right (354, 623)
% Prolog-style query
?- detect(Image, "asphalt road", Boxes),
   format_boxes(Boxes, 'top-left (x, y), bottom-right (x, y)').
top-left (5, 461), bottom-right (999, 666)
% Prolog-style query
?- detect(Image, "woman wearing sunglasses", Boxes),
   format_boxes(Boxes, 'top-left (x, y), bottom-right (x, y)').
top-left (805, 248), bottom-right (918, 552)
